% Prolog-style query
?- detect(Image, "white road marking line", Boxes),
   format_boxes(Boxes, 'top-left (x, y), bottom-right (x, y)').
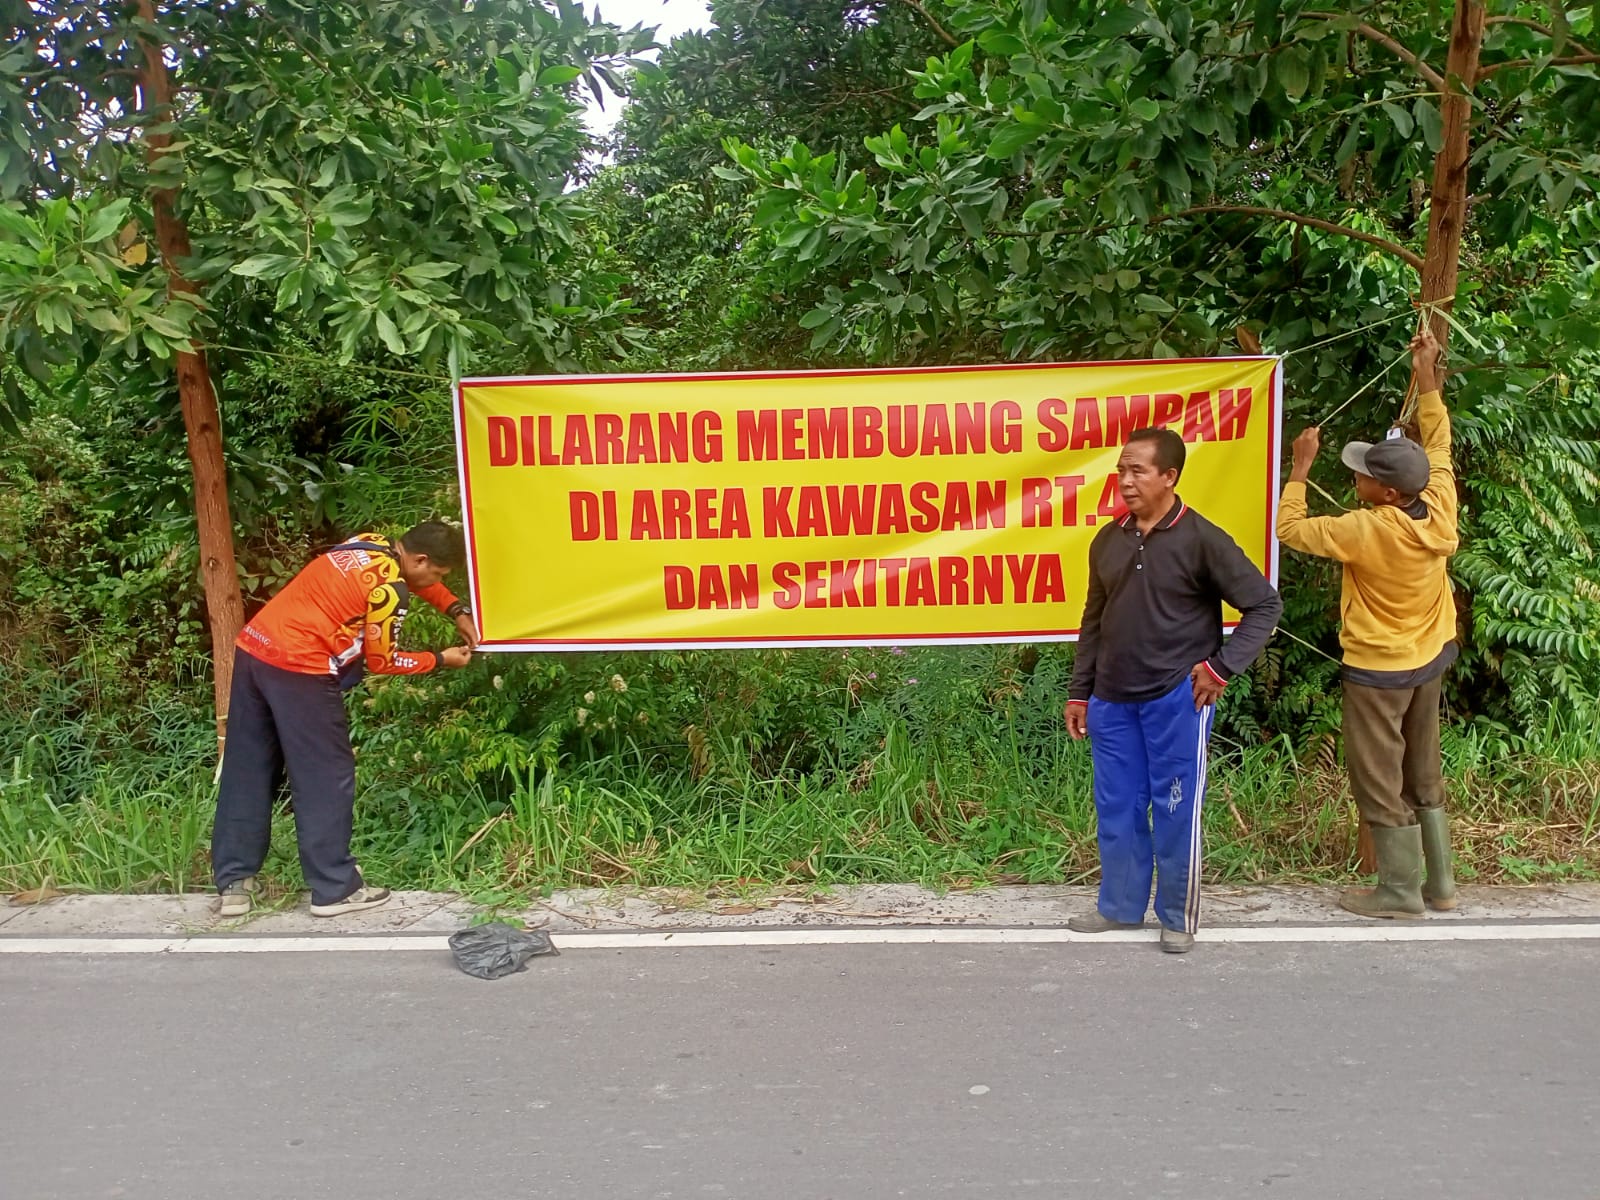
top-left (2, 922), bottom-right (1600, 954)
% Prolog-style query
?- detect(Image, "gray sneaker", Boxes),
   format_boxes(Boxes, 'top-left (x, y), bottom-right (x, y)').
top-left (1160, 928), bottom-right (1196, 954)
top-left (1067, 910), bottom-right (1144, 933)
top-left (309, 886), bottom-right (392, 918)
top-left (218, 877), bottom-right (258, 919)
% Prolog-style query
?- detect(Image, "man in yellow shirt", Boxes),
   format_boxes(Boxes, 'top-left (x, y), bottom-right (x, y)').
top-left (1277, 328), bottom-right (1459, 918)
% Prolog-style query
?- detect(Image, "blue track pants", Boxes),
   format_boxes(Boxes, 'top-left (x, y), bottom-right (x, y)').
top-left (1087, 680), bottom-right (1215, 933)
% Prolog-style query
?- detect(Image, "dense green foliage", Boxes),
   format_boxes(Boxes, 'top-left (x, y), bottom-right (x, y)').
top-left (2, 0), bottom-right (1597, 895)
top-left (716, 0), bottom-right (1600, 726)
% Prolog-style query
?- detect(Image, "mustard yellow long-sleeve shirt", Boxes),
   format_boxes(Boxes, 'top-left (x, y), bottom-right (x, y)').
top-left (1277, 390), bottom-right (1458, 672)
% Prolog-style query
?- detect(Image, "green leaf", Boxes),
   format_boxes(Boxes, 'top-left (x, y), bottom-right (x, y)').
top-left (36, 297), bottom-right (71, 334)
top-left (1334, 120), bottom-right (1364, 166)
top-left (807, 315), bottom-right (841, 349)
top-left (956, 201), bottom-right (987, 238)
top-left (1136, 294), bottom-right (1176, 313)
top-left (1550, 4), bottom-right (1571, 55)
top-left (1547, 171), bottom-right (1578, 214)
top-left (1022, 197), bottom-right (1063, 222)
top-left (1484, 146), bottom-right (1520, 185)
top-left (276, 266), bottom-right (305, 309)
top-left (0, 370), bottom-right (31, 435)
top-left (1169, 50), bottom-right (1199, 93)
top-left (1155, 155), bottom-right (1191, 199)
top-left (1413, 98), bottom-right (1442, 153)
top-left (798, 306), bottom-right (835, 329)
top-left (1381, 101), bottom-right (1414, 139)
top-left (987, 123), bottom-right (1039, 158)
top-left (323, 195), bottom-right (374, 229)
top-left (401, 262), bottom-right (461, 281)
top-left (143, 311), bottom-right (190, 340)
top-left (537, 65), bottom-right (584, 86)
top-left (230, 254), bottom-right (293, 279)
top-left (83, 307), bottom-right (128, 334)
top-left (1130, 97), bottom-right (1161, 122)
top-left (961, 267), bottom-right (995, 298)
top-left (1275, 47), bottom-right (1310, 99)
top-left (1508, 158), bottom-right (1543, 188)
top-left (0, 203), bottom-right (35, 242)
top-left (1253, 0), bottom-right (1282, 42)
top-left (1092, 7), bottom-right (1146, 38)
top-left (82, 199), bottom-right (132, 244)
top-left (375, 310), bottom-right (408, 356)
top-left (979, 32), bottom-right (1028, 56)
top-left (1425, 303), bottom-right (1487, 353)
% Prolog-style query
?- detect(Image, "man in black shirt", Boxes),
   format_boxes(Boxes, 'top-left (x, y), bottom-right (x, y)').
top-left (1064, 426), bottom-right (1281, 952)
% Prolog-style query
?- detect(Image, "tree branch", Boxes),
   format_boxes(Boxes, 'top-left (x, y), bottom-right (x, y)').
top-left (1478, 52), bottom-right (1600, 80)
top-left (1484, 15), bottom-right (1595, 56)
top-left (1304, 12), bottom-right (1446, 90)
top-left (1161, 205), bottom-right (1424, 270)
top-left (894, 0), bottom-right (958, 48)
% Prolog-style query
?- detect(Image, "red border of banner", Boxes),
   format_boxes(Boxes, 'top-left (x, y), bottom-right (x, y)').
top-left (453, 358), bottom-right (1283, 651)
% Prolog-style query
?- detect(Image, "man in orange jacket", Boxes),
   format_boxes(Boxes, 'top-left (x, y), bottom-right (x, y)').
top-left (212, 521), bottom-right (479, 918)
top-left (1277, 328), bottom-right (1460, 918)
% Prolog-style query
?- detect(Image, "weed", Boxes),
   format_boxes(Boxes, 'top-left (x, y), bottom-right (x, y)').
top-left (3, 687), bottom-right (1594, 896)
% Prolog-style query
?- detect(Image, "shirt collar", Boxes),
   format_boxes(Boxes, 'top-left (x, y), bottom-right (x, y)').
top-left (1119, 495), bottom-right (1188, 533)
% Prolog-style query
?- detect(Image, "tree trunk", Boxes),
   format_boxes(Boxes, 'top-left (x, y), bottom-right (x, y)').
top-left (136, 2), bottom-right (244, 757)
top-left (1418, 0), bottom-right (1487, 343)
top-left (1351, 0), bottom-right (1485, 876)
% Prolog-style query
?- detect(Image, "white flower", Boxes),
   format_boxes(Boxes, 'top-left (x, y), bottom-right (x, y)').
top-left (583, 691), bottom-right (596, 704)
top-left (576, 707), bottom-right (589, 725)
top-left (492, 675), bottom-right (504, 690)
top-left (610, 674), bottom-right (627, 693)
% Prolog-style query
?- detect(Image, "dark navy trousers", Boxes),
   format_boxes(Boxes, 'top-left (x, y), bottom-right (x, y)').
top-left (1087, 679), bottom-right (1215, 933)
top-left (212, 649), bottom-right (364, 906)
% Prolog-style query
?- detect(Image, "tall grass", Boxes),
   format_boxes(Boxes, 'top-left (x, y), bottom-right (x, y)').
top-left (3, 711), bottom-right (1596, 897)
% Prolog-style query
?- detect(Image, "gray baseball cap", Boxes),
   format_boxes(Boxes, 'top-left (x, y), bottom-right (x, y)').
top-left (1340, 434), bottom-right (1430, 494)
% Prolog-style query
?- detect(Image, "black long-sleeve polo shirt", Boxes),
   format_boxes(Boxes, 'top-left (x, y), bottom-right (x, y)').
top-left (1068, 496), bottom-right (1282, 705)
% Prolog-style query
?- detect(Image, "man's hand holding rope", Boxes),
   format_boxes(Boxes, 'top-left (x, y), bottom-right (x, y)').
top-left (1409, 325), bottom-right (1443, 395)
top-left (1289, 426), bottom-right (1322, 483)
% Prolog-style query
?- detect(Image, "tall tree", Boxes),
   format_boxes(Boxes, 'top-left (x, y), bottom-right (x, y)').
top-left (581, 0), bottom-right (951, 369)
top-left (727, 0), bottom-right (1600, 720)
top-left (0, 0), bottom-right (653, 741)
top-left (730, 0), bottom-right (1599, 358)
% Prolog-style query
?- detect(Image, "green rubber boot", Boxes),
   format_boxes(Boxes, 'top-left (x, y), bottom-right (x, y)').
top-left (1418, 807), bottom-right (1458, 911)
top-left (1340, 824), bottom-right (1425, 920)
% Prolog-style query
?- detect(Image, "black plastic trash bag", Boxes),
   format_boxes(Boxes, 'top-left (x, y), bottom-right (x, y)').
top-left (448, 922), bottom-right (559, 979)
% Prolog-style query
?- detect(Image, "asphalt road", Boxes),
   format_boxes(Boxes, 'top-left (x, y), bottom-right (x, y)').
top-left (2, 940), bottom-right (1597, 1199)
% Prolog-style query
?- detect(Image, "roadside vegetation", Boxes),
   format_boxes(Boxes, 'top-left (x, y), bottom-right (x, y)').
top-left (2, 0), bottom-right (1597, 897)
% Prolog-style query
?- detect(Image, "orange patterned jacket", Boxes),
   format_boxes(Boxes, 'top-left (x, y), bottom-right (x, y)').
top-left (236, 533), bottom-right (465, 677)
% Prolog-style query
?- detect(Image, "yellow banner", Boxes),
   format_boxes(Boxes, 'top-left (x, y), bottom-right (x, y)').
top-left (454, 359), bottom-right (1281, 649)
